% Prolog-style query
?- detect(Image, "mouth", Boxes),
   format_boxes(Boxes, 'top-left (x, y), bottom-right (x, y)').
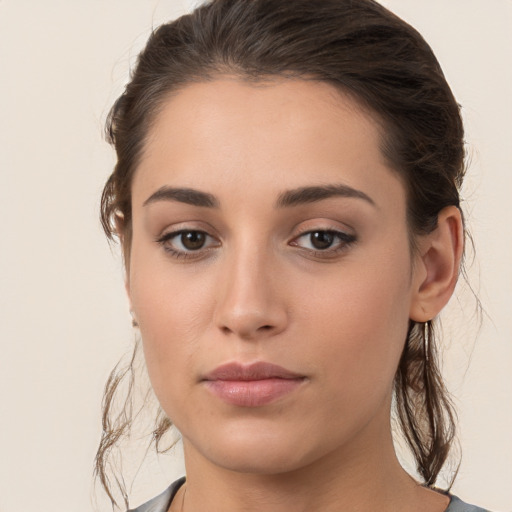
top-left (202, 361), bottom-right (307, 407)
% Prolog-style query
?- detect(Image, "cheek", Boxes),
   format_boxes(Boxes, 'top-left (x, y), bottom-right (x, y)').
top-left (295, 251), bottom-right (412, 398)
top-left (127, 251), bottom-right (217, 408)
top-left (129, 235), bottom-right (213, 333)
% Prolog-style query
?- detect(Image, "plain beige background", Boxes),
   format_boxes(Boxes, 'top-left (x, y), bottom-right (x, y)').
top-left (0, 1), bottom-right (510, 511)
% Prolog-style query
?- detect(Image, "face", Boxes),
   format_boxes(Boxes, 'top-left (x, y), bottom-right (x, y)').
top-left (127, 79), bottom-right (424, 475)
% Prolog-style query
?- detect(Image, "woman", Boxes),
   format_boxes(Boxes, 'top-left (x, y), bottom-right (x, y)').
top-left (96, 0), bottom-right (490, 511)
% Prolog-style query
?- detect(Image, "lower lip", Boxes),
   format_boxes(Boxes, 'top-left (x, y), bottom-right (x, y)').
top-left (204, 378), bottom-right (305, 407)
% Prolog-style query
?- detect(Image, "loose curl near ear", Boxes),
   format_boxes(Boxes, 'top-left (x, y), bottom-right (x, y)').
top-left (395, 321), bottom-right (457, 487)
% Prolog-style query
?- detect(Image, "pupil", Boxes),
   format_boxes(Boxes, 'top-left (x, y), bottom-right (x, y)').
top-left (182, 231), bottom-right (205, 250)
top-left (311, 231), bottom-right (334, 250)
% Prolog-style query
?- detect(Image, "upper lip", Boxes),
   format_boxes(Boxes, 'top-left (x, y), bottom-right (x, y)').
top-left (203, 361), bottom-right (304, 381)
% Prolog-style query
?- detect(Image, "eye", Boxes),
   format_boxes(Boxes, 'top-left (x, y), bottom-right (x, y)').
top-left (156, 229), bottom-right (219, 258)
top-left (177, 231), bottom-right (207, 250)
top-left (290, 229), bottom-right (356, 254)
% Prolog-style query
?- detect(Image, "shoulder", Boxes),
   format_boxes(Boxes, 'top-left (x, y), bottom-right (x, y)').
top-left (127, 477), bottom-right (186, 512)
top-left (446, 495), bottom-right (492, 512)
top-left (126, 482), bottom-right (492, 512)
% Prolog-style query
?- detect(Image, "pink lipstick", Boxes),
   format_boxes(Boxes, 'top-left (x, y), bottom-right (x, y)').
top-left (202, 362), bottom-right (306, 407)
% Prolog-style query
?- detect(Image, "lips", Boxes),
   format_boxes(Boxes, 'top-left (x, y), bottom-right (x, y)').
top-left (202, 361), bottom-right (306, 407)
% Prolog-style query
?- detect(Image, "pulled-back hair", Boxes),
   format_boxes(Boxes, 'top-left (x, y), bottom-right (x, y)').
top-left (97, 0), bottom-right (465, 508)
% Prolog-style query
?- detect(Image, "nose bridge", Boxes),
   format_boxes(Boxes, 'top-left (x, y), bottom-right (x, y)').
top-left (214, 234), bottom-right (286, 339)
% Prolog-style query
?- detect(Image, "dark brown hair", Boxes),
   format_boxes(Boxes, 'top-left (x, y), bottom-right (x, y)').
top-left (97, 0), bottom-right (465, 507)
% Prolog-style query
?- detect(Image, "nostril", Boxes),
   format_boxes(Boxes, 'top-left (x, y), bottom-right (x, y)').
top-left (215, 301), bottom-right (287, 338)
top-left (219, 323), bottom-right (274, 337)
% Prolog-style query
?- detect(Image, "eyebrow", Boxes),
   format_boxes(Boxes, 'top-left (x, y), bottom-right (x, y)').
top-left (143, 186), bottom-right (219, 208)
top-left (142, 183), bottom-right (375, 209)
top-left (275, 184), bottom-right (376, 208)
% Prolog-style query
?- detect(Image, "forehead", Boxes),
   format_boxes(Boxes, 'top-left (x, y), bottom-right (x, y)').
top-left (133, 78), bottom-right (404, 212)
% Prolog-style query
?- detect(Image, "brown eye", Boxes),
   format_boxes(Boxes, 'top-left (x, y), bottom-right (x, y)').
top-left (310, 231), bottom-right (335, 250)
top-left (157, 229), bottom-right (219, 258)
top-left (290, 229), bottom-right (356, 256)
top-left (181, 231), bottom-right (206, 250)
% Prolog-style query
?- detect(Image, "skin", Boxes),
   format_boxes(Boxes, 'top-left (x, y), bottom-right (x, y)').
top-left (126, 79), bottom-right (462, 512)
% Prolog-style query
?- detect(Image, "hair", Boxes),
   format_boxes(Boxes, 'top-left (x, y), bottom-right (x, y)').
top-left (96, 0), bottom-right (465, 508)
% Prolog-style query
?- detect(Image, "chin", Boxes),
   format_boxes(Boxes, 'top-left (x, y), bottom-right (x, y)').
top-left (184, 419), bottom-right (331, 476)
top-left (207, 444), bottom-right (313, 475)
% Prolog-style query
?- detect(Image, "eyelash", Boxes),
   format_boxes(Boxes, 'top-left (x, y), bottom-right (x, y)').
top-left (290, 229), bottom-right (356, 258)
top-left (155, 228), bottom-right (356, 261)
top-left (156, 229), bottom-right (219, 260)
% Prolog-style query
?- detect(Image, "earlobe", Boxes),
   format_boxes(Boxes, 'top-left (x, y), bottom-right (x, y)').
top-left (115, 212), bottom-right (126, 242)
top-left (124, 271), bottom-right (138, 326)
top-left (409, 206), bottom-right (464, 322)
top-left (116, 212), bottom-right (133, 313)
top-left (125, 284), bottom-right (139, 328)
top-left (125, 279), bottom-right (132, 306)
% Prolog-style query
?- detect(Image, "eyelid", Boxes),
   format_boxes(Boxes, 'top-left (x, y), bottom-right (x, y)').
top-left (156, 227), bottom-right (221, 260)
top-left (154, 221), bottom-right (356, 260)
top-left (290, 228), bottom-right (355, 245)
top-left (289, 226), bottom-right (357, 257)
top-left (291, 220), bottom-right (355, 241)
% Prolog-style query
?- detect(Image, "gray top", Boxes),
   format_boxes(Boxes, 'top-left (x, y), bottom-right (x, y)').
top-left (128, 477), bottom-right (491, 512)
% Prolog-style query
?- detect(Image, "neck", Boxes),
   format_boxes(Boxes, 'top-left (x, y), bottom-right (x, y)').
top-left (178, 418), bottom-right (447, 512)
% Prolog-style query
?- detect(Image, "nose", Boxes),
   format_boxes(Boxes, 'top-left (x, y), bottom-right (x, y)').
top-left (214, 245), bottom-right (288, 341)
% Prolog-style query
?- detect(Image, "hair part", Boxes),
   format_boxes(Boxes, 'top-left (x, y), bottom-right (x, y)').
top-left (97, 0), bottom-right (465, 507)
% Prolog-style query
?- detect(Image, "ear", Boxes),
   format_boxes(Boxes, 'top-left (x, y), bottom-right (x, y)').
top-left (114, 211), bottom-right (126, 244)
top-left (116, 212), bottom-right (135, 321)
top-left (409, 206), bottom-right (464, 322)
top-left (124, 278), bottom-right (139, 327)
top-left (115, 211), bottom-right (132, 293)
top-left (125, 278), bottom-right (132, 307)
